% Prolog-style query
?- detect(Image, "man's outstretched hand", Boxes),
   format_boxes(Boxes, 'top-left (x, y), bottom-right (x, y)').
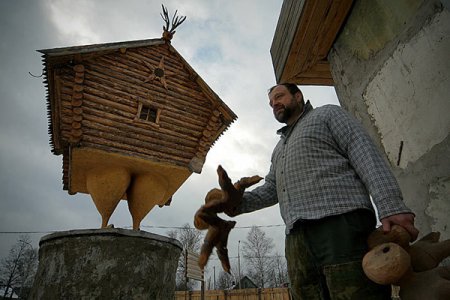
top-left (217, 165), bottom-right (262, 216)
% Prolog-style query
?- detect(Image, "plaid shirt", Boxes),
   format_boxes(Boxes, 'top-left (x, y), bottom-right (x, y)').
top-left (239, 101), bottom-right (412, 234)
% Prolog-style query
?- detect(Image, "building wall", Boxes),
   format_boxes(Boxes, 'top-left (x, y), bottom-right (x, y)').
top-left (329, 0), bottom-right (450, 238)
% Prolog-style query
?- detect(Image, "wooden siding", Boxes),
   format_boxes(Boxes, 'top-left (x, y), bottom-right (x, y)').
top-left (270, 0), bottom-right (306, 83)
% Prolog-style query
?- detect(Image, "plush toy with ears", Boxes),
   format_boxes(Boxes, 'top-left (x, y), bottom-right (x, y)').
top-left (194, 165), bottom-right (262, 273)
top-left (363, 225), bottom-right (450, 300)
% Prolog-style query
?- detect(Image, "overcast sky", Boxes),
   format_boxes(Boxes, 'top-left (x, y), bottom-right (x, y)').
top-left (0, 0), bottom-right (339, 280)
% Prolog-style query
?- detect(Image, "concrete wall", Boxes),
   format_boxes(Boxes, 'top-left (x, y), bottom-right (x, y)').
top-left (329, 0), bottom-right (450, 239)
top-left (29, 229), bottom-right (182, 300)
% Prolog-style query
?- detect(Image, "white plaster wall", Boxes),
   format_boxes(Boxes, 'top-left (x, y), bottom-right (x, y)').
top-left (363, 9), bottom-right (450, 169)
top-left (426, 176), bottom-right (450, 240)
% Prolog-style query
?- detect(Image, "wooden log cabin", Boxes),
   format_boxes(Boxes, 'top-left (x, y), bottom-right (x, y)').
top-left (38, 37), bottom-right (236, 230)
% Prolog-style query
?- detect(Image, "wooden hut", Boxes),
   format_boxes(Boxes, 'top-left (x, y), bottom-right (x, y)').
top-left (38, 35), bottom-right (236, 230)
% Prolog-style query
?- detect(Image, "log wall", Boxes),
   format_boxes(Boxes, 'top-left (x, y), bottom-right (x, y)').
top-left (55, 44), bottom-right (224, 168)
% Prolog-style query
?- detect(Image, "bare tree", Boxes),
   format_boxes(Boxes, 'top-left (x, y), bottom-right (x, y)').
top-left (216, 270), bottom-right (234, 290)
top-left (242, 226), bottom-right (276, 288)
top-left (0, 235), bottom-right (38, 299)
top-left (167, 223), bottom-right (203, 291)
top-left (269, 254), bottom-right (289, 287)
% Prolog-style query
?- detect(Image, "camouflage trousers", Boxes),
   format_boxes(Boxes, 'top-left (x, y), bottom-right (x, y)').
top-left (285, 209), bottom-right (391, 300)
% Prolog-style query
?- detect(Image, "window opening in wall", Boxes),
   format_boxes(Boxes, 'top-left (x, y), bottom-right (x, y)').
top-left (138, 103), bottom-right (160, 124)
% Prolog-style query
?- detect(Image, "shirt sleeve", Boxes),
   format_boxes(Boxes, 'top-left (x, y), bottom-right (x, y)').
top-left (325, 106), bottom-right (412, 219)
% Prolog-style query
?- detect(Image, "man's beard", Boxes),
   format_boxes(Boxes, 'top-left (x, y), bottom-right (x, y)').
top-left (274, 105), bottom-right (295, 123)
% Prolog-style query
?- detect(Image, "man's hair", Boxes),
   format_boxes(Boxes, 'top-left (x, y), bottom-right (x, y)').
top-left (268, 83), bottom-right (302, 96)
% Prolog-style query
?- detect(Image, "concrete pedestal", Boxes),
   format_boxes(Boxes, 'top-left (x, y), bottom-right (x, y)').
top-left (29, 228), bottom-right (182, 300)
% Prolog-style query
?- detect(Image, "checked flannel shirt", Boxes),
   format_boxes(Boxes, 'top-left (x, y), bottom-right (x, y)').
top-left (238, 101), bottom-right (412, 234)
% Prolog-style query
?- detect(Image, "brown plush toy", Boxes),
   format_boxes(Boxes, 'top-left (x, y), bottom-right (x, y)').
top-left (362, 225), bottom-right (450, 300)
top-left (194, 165), bottom-right (262, 273)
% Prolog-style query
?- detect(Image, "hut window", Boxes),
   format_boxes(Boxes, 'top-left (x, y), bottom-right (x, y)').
top-left (138, 103), bottom-right (160, 124)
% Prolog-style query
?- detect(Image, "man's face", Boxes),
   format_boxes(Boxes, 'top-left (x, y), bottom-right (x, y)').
top-left (268, 85), bottom-right (303, 125)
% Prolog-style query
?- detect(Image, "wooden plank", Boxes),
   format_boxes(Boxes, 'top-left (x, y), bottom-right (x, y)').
top-left (186, 260), bottom-right (201, 270)
top-left (186, 267), bottom-right (203, 278)
top-left (82, 106), bottom-right (199, 147)
top-left (125, 49), bottom-right (206, 95)
top-left (158, 114), bottom-right (205, 133)
top-left (315, 0), bottom-right (354, 58)
top-left (82, 126), bottom-right (194, 159)
top-left (85, 65), bottom-right (213, 118)
top-left (82, 119), bottom-right (197, 156)
top-left (271, 0), bottom-right (307, 82)
top-left (136, 46), bottom-right (186, 71)
top-left (187, 251), bottom-right (200, 260)
top-left (83, 92), bottom-right (136, 115)
top-left (290, 61), bottom-right (334, 85)
top-left (82, 103), bottom-right (199, 143)
top-left (81, 135), bottom-right (191, 165)
top-left (113, 49), bottom-right (204, 94)
top-left (174, 288), bottom-right (291, 300)
top-left (84, 72), bottom-right (211, 125)
top-left (84, 83), bottom-right (205, 132)
top-left (97, 56), bottom-right (198, 91)
top-left (81, 141), bottom-right (190, 168)
top-left (186, 250), bottom-right (204, 281)
top-left (271, 0), bottom-right (353, 85)
top-left (83, 84), bottom-right (137, 108)
top-left (286, 0), bottom-right (330, 78)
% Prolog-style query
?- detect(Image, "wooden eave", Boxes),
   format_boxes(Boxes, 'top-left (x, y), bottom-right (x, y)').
top-left (270, 0), bottom-right (353, 86)
top-left (37, 38), bottom-right (165, 57)
top-left (38, 38), bottom-right (236, 155)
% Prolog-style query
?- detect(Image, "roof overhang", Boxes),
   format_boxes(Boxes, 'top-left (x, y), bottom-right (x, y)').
top-left (38, 38), bottom-right (165, 56)
top-left (270, 0), bottom-right (354, 86)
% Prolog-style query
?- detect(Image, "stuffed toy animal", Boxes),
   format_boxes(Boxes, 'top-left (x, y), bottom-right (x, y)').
top-left (363, 225), bottom-right (450, 299)
top-left (194, 165), bottom-right (262, 273)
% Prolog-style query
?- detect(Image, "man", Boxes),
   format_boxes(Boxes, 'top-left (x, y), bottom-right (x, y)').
top-left (223, 83), bottom-right (419, 299)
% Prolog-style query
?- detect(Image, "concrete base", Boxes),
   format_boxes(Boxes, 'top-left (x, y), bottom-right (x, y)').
top-left (29, 228), bottom-right (182, 300)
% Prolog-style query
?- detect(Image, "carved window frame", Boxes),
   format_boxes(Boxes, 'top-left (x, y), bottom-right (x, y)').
top-left (136, 101), bottom-right (161, 126)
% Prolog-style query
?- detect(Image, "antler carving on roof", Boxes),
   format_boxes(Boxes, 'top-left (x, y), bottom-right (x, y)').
top-left (161, 4), bottom-right (187, 42)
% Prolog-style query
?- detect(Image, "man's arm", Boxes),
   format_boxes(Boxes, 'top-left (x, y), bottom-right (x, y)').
top-left (326, 106), bottom-right (418, 240)
top-left (223, 162), bottom-right (279, 217)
